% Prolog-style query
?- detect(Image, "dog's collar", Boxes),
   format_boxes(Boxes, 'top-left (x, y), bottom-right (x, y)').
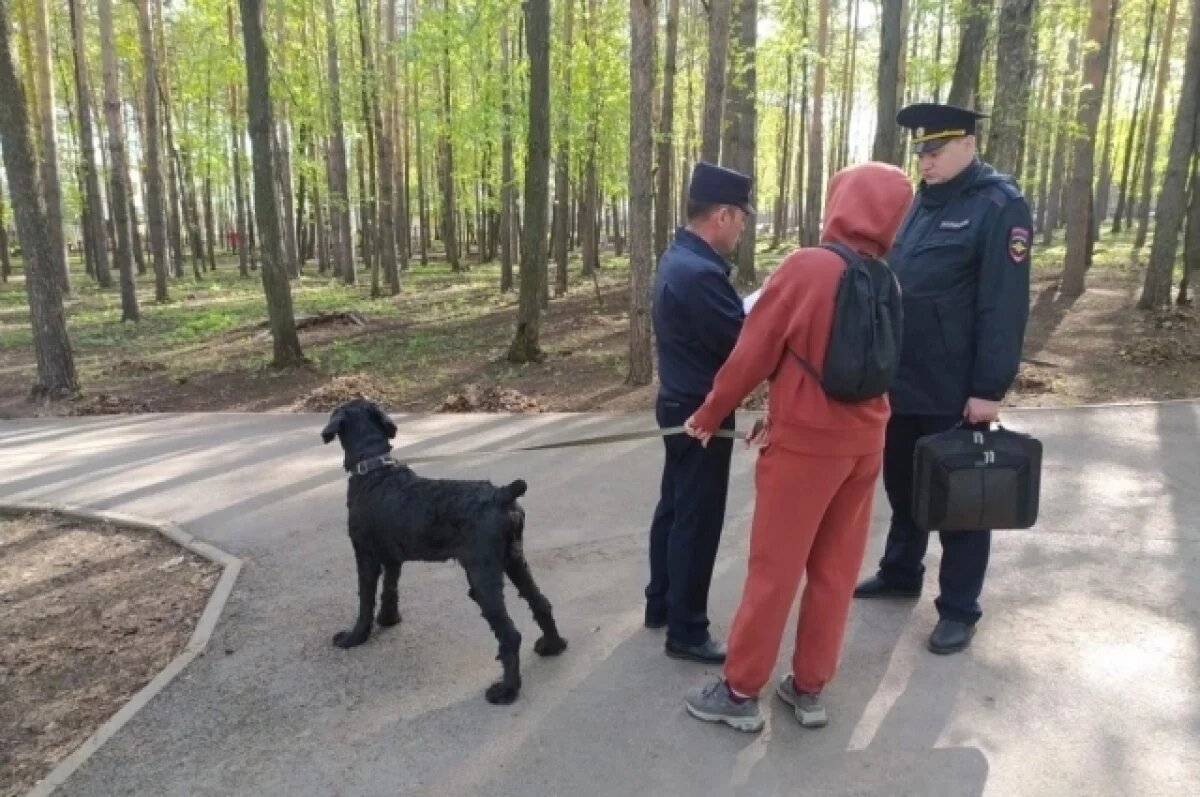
top-left (351, 454), bottom-right (400, 477)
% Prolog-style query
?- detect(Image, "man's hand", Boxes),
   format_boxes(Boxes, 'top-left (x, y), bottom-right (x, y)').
top-left (683, 415), bottom-right (714, 448)
top-left (745, 416), bottom-right (770, 448)
top-left (963, 397), bottom-right (1001, 424)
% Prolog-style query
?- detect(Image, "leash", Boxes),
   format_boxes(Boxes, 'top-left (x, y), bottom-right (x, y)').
top-left (380, 425), bottom-right (746, 467)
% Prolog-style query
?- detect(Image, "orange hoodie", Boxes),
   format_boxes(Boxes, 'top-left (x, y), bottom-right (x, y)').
top-left (691, 162), bottom-right (915, 456)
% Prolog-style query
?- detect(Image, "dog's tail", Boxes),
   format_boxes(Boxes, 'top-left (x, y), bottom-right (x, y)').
top-left (497, 478), bottom-right (527, 504)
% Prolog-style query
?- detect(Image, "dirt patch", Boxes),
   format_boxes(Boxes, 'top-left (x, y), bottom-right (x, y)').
top-left (439, 384), bottom-right (545, 413)
top-left (67, 393), bottom-right (158, 416)
top-left (0, 512), bottom-right (220, 797)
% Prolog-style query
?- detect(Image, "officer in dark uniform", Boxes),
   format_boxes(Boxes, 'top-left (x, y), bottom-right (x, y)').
top-left (854, 103), bottom-right (1032, 654)
top-left (646, 162), bottom-right (753, 664)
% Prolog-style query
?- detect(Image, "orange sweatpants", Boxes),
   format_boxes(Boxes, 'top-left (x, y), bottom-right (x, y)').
top-left (724, 444), bottom-right (882, 697)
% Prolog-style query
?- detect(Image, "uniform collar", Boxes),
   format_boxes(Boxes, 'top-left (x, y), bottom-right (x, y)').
top-left (674, 227), bottom-right (731, 275)
top-left (920, 159), bottom-right (982, 205)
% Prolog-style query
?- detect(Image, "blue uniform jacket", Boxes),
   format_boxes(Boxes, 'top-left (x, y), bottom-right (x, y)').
top-left (652, 228), bottom-right (745, 403)
top-left (888, 159), bottom-right (1033, 415)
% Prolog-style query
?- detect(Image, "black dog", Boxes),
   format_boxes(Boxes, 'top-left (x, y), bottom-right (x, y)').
top-left (321, 398), bottom-right (567, 704)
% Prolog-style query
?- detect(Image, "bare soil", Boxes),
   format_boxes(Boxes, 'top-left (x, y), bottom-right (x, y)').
top-left (0, 513), bottom-right (220, 797)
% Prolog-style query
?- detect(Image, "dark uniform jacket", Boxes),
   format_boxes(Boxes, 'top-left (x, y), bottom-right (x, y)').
top-left (652, 228), bottom-right (745, 403)
top-left (888, 159), bottom-right (1032, 416)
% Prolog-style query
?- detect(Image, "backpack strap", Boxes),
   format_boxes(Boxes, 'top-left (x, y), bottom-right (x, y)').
top-left (819, 241), bottom-right (860, 265)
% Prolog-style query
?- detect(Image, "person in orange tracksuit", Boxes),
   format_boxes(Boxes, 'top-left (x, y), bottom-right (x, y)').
top-left (679, 161), bottom-right (915, 733)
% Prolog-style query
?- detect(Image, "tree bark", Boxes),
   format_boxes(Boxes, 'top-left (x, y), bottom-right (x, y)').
top-left (1140, 0), bottom-right (1200, 309)
top-left (0, 0), bottom-right (78, 397)
top-left (153, 0), bottom-right (185, 280)
top-left (0, 180), bottom-right (11, 282)
top-left (238, 0), bottom-right (305, 366)
top-left (100, 0), bottom-right (139, 321)
top-left (69, 0), bottom-right (112, 289)
top-left (554, 0), bottom-right (575, 293)
top-left (230, 3), bottom-right (252, 278)
top-left (947, 0), bottom-right (992, 108)
top-left (380, 0), bottom-right (400, 293)
top-left (509, 0), bottom-right (551, 363)
top-left (655, 0), bottom-right (680, 261)
top-left (986, 0), bottom-right (1036, 175)
top-left (136, 0), bottom-right (170, 302)
top-left (31, 0), bottom-right (69, 294)
top-left (500, 16), bottom-right (515, 291)
top-left (873, 0), bottom-right (906, 166)
top-left (729, 0), bottom-right (756, 284)
top-left (438, 0), bottom-right (460, 271)
top-left (324, 0), bottom-right (356, 282)
top-left (804, 0), bottom-right (829, 245)
top-left (1062, 0), bottom-right (1118, 297)
top-left (274, 0), bottom-right (299, 279)
top-left (1180, 154), bottom-right (1200, 303)
top-left (772, 53), bottom-right (794, 249)
top-left (627, 0), bottom-right (656, 384)
top-left (581, 0), bottom-right (601, 276)
top-left (700, 0), bottom-right (732, 162)
top-left (1135, 0), bottom-right (1181, 249)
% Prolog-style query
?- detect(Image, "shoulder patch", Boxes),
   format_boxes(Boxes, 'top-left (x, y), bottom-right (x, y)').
top-left (1008, 227), bottom-right (1031, 264)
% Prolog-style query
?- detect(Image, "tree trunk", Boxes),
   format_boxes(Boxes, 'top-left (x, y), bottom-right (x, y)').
top-left (238, 0), bottom-right (304, 366)
top-left (500, 16), bottom-right (515, 292)
top-left (355, 0), bottom-right (382, 297)
top-left (0, 0), bottom-right (78, 397)
top-left (1135, 0), bottom-right (1181, 249)
top-left (873, 0), bottom-right (906, 166)
top-left (100, 0), bottom-right (139, 321)
top-left (324, 0), bottom-right (356, 283)
top-left (947, 0), bottom-right (992, 108)
top-left (438, 0), bottom-right (460, 271)
top-left (229, 3), bottom-right (251, 278)
top-left (794, 0), bottom-right (809, 242)
top-left (379, 0), bottom-right (400, 293)
top-left (69, 0), bottom-right (112, 289)
top-left (31, 0), bottom-right (69, 294)
top-left (655, 0), bottom-right (680, 261)
top-left (508, 0), bottom-right (550, 363)
top-left (1043, 34), bottom-right (1078, 245)
top-left (700, 0), bottom-right (732, 162)
top-left (729, 0), bottom-right (756, 284)
top-left (1114, 0), bottom-right (1158, 234)
top-left (986, 0), bottom-right (1036, 175)
top-left (273, 0), bottom-right (299, 279)
top-left (0, 180), bottom-right (11, 281)
top-left (153, 0), bottom-right (185, 280)
top-left (1095, 16), bottom-right (1123, 227)
top-left (580, 0), bottom-right (602, 277)
top-left (804, 0), bottom-right (830, 244)
top-left (1062, 0), bottom-right (1118, 297)
top-left (627, 0), bottom-right (656, 384)
top-left (554, 0), bottom-right (575, 293)
top-left (772, 54), bottom-right (794, 249)
top-left (136, 0), bottom-right (170, 302)
top-left (1140, 0), bottom-right (1200, 309)
top-left (1180, 154), bottom-right (1200, 304)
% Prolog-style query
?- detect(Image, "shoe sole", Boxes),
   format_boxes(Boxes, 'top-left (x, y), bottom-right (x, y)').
top-left (644, 620), bottom-right (666, 630)
top-left (775, 682), bottom-right (828, 728)
top-left (685, 702), bottom-right (765, 733)
top-left (665, 647), bottom-right (727, 664)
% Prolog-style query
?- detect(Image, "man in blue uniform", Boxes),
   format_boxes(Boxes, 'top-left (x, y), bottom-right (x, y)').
top-left (646, 162), bottom-right (752, 664)
top-left (854, 103), bottom-right (1032, 655)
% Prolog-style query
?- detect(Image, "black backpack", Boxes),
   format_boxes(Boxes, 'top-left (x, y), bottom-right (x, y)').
top-left (791, 242), bottom-right (903, 402)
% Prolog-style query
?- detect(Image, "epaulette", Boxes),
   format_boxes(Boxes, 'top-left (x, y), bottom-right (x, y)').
top-left (978, 181), bottom-right (1023, 207)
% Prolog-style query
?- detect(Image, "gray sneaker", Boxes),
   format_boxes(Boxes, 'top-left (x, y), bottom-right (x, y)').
top-left (776, 675), bottom-right (828, 728)
top-left (684, 677), bottom-right (765, 733)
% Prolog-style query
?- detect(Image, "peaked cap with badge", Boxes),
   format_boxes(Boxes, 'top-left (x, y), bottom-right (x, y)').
top-left (689, 162), bottom-right (756, 215)
top-left (897, 103), bottom-right (988, 154)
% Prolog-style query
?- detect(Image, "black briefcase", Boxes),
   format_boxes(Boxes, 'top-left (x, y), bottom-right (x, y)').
top-left (912, 423), bottom-right (1042, 531)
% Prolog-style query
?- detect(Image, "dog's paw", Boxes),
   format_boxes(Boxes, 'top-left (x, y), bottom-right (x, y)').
top-left (534, 635), bottom-right (568, 657)
top-left (375, 608), bottom-right (402, 627)
top-left (332, 629), bottom-right (370, 648)
top-left (485, 680), bottom-right (521, 705)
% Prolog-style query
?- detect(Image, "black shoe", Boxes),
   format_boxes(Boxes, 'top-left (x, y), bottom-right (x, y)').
top-left (853, 576), bottom-right (921, 599)
top-left (644, 606), bottom-right (667, 630)
top-left (928, 619), bottom-right (975, 654)
top-left (665, 637), bottom-right (727, 664)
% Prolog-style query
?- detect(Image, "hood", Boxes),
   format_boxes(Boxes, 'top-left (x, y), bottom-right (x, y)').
top-left (820, 162), bottom-right (915, 258)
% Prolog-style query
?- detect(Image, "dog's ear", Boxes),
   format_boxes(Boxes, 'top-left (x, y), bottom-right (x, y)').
top-left (320, 409), bottom-right (344, 444)
top-left (368, 403), bottom-right (398, 439)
